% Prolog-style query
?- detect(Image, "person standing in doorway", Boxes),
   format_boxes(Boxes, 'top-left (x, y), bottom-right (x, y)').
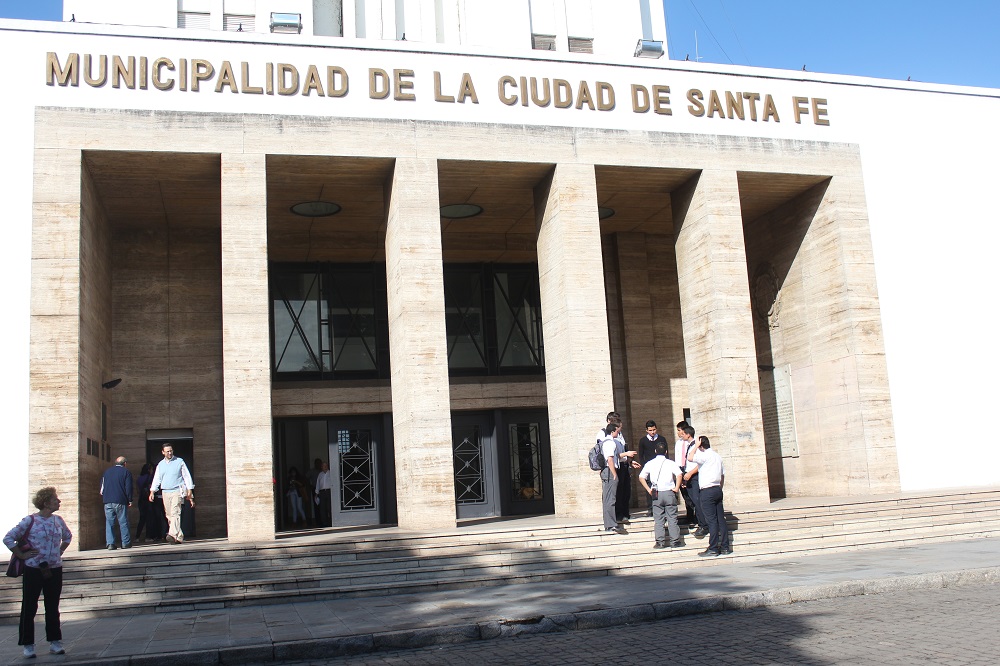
top-left (686, 435), bottom-right (731, 557)
top-left (315, 461), bottom-right (333, 528)
top-left (677, 424), bottom-right (709, 539)
top-left (135, 463), bottom-right (153, 542)
top-left (306, 458), bottom-right (323, 526)
top-left (149, 443), bottom-right (195, 544)
top-left (100, 456), bottom-right (133, 550)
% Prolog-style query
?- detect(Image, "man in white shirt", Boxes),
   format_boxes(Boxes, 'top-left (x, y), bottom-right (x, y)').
top-left (677, 424), bottom-right (709, 538)
top-left (595, 411), bottom-right (637, 525)
top-left (638, 442), bottom-right (684, 548)
top-left (598, 421), bottom-right (627, 534)
top-left (685, 435), bottom-right (731, 556)
top-left (315, 462), bottom-right (333, 528)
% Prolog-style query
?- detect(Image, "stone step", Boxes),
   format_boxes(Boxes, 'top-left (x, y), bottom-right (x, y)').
top-left (35, 491), bottom-right (1000, 580)
top-left (3, 490), bottom-right (998, 621)
top-left (2, 501), bottom-right (998, 619)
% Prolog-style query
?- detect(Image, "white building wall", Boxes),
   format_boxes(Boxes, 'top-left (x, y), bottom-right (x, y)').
top-left (0, 19), bottom-right (997, 547)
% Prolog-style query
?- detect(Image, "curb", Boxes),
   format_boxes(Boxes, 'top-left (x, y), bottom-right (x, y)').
top-left (60, 566), bottom-right (1000, 665)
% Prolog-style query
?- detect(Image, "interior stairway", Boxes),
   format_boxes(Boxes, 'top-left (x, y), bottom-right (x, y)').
top-left (2, 487), bottom-right (997, 623)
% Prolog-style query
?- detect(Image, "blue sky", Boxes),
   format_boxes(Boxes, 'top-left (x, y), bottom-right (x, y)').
top-left (1, 0), bottom-right (997, 88)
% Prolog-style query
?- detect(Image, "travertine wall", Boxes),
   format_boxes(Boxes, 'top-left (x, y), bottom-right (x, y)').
top-left (30, 107), bottom-right (899, 538)
top-left (384, 158), bottom-right (457, 530)
top-left (672, 170), bottom-right (770, 507)
top-left (535, 164), bottom-right (615, 519)
top-left (744, 174), bottom-right (899, 497)
top-left (78, 161), bottom-right (113, 550)
top-left (110, 222), bottom-right (226, 539)
top-left (221, 152), bottom-right (275, 541)
top-left (30, 147), bottom-right (84, 549)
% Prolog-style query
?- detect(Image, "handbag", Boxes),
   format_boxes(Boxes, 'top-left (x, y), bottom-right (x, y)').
top-left (5, 515), bottom-right (35, 578)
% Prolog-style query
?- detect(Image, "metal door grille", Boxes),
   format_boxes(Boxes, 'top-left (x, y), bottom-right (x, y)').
top-left (337, 429), bottom-right (375, 510)
top-left (453, 426), bottom-right (486, 505)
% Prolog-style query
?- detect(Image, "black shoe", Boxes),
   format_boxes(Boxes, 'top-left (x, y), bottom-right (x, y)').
top-left (671, 540), bottom-right (685, 548)
top-left (106, 544), bottom-right (117, 550)
top-left (720, 546), bottom-right (733, 555)
top-left (653, 542), bottom-right (666, 549)
top-left (121, 544), bottom-right (132, 549)
top-left (617, 518), bottom-right (631, 525)
top-left (614, 526), bottom-right (628, 535)
top-left (698, 549), bottom-right (720, 557)
top-left (166, 535), bottom-right (177, 544)
top-left (693, 528), bottom-right (709, 539)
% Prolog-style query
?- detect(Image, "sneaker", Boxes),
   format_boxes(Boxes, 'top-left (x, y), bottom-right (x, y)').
top-left (23, 644), bottom-right (35, 659)
top-left (653, 542), bottom-right (666, 549)
top-left (49, 641), bottom-right (65, 655)
top-left (698, 549), bottom-right (720, 557)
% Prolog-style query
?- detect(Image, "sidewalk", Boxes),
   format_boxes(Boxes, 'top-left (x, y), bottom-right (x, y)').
top-left (3, 537), bottom-right (998, 665)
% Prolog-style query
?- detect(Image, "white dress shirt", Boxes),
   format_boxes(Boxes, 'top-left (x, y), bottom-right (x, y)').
top-left (690, 448), bottom-right (725, 488)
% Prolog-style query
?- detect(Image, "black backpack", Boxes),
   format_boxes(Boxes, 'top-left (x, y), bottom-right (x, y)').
top-left (588, 439), bottom-right (607, 471)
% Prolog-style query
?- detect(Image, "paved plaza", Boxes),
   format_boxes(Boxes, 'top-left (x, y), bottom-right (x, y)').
top-left (2, 537), bottom-right (998, 665)
top-left (299, 582), bottom-right (1000, 665)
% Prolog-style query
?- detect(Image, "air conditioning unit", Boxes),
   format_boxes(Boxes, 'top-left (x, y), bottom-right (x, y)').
top-left (270, 12), bottom-right (302, 34)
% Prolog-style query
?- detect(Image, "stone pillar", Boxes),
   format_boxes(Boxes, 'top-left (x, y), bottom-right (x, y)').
top-left (220, 152), bottom-right (275, 541)
top-left (30, 148), bottom-right (83, 550)
top-left (384, 158), bottom-right (456, 530)
top-left (535, 164), bottom-right (615, 519)
top-left (672, 170), bottom-right (769, 507)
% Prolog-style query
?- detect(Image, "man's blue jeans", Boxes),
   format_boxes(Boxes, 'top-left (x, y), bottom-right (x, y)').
top-left (104, 503), bottom-right (130, 547)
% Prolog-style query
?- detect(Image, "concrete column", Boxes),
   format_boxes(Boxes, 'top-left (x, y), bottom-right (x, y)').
top-left (220, 152), bottom-right (275, 542)
top-left (672, 170), bottom-right (769, 507)
top-left (534, 163), bottom-right (614, 519)
top-left (30, 148), bottom-right (84, 550)
top-left (384, 158), bottom-right (456, 530)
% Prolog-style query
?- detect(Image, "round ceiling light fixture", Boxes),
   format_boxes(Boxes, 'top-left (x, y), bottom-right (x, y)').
top-left (598, 207), bottom-right (616, 220)
top-left (291, 200), bottom-right (342, 217)
top-left (440, 203), bottom-right (484, 219)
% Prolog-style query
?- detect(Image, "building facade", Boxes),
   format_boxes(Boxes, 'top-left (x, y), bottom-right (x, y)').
top-left (2, 3), bottom-right (998, 551)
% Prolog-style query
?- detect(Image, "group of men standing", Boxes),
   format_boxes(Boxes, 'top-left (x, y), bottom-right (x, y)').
top-left (597, 413), bottom-right (731, 557)
top-left (100, 442), bottom-right (195, 550)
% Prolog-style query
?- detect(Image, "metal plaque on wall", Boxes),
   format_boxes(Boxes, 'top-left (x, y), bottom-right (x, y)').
top-left (760, 364), bottom-right (799, 458)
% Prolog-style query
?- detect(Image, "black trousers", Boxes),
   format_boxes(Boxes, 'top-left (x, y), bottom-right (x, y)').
top-left (700, 485), bottom-right (730, 552)
top-left (685, 472), bottom-right (710, 531)
top-left (19, 565), bottom-right (62, 646)
top-left (319, 489), bottom-right (333, 527)
top-left (615, 465), bottom-right (632, 521)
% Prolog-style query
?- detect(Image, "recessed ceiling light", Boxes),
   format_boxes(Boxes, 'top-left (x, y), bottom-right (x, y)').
top-left (598, 207), bottom-right (616, 219)
top-left (291, 201), bottom-right (341, 217)
top-left (440, 203), bottom-right (484, 219)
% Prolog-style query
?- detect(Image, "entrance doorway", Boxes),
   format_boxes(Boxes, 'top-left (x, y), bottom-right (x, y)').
top-left (273, 415), bottom-right (392, 532)
top-left (451, 409), bottom-right (554, 519)
top-left (145, 429), bottom-right (196, 539)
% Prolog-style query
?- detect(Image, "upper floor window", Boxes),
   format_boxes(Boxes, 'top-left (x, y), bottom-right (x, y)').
top-left (223, 14), bottom-right (255, 32)
top-left (270, 263), bottom-right (543, 381)
top-left (177, 11), bottom-right (210, 30)
top-left (270, 264), bottom-right (388, 381)
top-left (444, 265), bottom-right (544, 376)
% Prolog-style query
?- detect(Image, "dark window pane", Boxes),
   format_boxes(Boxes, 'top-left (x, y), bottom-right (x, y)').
top-left (494, 270), bottom-right (544, 368)
top-left (271, 271), bottom-right (328, 373)
top-left (329, 272), bottom-right (378, 372)
top-left (510, 422), bottom-right (544, 501)
top-left (444, 271), bottom-right (488, 369)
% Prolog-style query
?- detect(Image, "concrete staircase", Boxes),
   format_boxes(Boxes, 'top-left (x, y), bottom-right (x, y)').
top-left (2, 488), bottom-right (997, 622)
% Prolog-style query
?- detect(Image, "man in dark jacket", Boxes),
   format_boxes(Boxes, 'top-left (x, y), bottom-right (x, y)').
top-left (101, 456), bottom-right (134, 550)
top-left (637, 420), bottom-right (669, 516)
